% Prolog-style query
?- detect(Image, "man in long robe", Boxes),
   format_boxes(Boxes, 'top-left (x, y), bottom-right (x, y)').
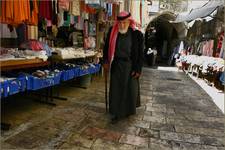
top-left (103, 11), bottom-right (144, 123)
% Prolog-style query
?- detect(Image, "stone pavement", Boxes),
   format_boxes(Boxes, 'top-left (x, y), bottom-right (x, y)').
top-left (1, 67), bottom-right (224, 149)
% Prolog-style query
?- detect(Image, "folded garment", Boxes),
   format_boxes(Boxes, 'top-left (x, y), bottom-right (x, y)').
top-left (32, 70), bottom-right (47, 78)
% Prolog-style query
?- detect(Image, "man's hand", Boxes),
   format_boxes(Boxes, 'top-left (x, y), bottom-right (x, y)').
top-left (103, 63), bottom-right (109, 73)
top-left (131, 71), bottom-right (141, 78)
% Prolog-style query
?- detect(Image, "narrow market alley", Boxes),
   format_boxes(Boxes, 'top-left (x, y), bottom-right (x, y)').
top-left (1, 66), bottom-right (224, 150)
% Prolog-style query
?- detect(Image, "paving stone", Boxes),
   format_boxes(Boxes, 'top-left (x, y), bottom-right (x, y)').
top-left (83, 127), bottom-right (121, 142)
top-left (139, 128), bottom-right (160, 138)
top-left (166, 107), bottom-right (175, 114)
top-left (160, 131), bottom-right (201, 144)
top-left (166, 113), bottom-right (186, 120)
top-left (86, 104), bottom-right (106, 113)
top-left (143, 115), bottom-right (166, 124)
top-left (145, 103), bottom-right (153, 107)
top-left (106, 120), bottom-right (140, 136)
top-left (146, 106), bottom-right (167, 113)
top-left (153, 92), bottom-right (173, 96)
top-left (59, 142), bottom-right (90, 150)
top-left (119, 134), bottom-right (148, 147)
top-left (0, 142), bottom-right (18, 149)
top-left (141, 95), bottom-right (151, 100)
top-left (143, 111), bottom-right (152, 116)
top-left (185, 115), bottom-right (224, 124)
top-left (85, 109), bottom-right (103, 119)
top-left (5, 131), bottom-right (48, 149)
top-left (133, 120), bottom-right (150, 129)
top-left (167, 118), bottom-right (225, 130)
top-left (29, 125), bottom-right (60, 140)
top-left (128, 114), bottom-right (144, 121)
top-left (151, 122), bottom-right (175, 132)
top-left (217, 146), bottom-right (225, 150)
top-left (151, 111), bottom-right (167, 117)
top-left (200, 136), bottom-right (224, 146)
top-left (136, 106), bottom-right (147, 114)
top-left (54, 111), bottom-right (84, 122)
top-left (175, 126), bottom-right (224, 137)
top-left (135, 147), bottom-right (150, 150)
top-left (149, 138), bottom-right (173, 150)
top-left (152, 103), bottom-right (166, 108)
top-left (174, 109), bottom-right (206, 117)
top-left (121, 126), bottom-right (141, 136)
top-left (67, 133), bottom-right (95, 148)
top-left (37, 118), bottom-right (67, 130)
top-left (171, 141), bottom-right (220, 150)
top-left (90, 117), bottom-right (109, 129)
top-left (92, 138), bottom-right (136, 150)
top-left (72, 118), bottom-right (94, 134)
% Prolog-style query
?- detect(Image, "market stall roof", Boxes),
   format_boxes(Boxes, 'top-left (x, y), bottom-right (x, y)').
top-left (174, 0), bottom-right (224, 23)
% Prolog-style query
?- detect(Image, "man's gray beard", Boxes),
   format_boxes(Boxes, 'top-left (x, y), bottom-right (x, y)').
top-left (119, 28), bottom-right (128, 34)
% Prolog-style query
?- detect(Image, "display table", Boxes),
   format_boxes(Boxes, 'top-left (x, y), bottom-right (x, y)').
top-left (0, 58), bottom-right (49, 71)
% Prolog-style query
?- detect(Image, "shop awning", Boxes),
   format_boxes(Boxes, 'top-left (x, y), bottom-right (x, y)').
top-left (174, 0), bottom-right (224, 23)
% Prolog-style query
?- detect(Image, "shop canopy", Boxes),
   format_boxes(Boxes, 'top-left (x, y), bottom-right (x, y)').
top-left (174, 0), bottom-right (224, 23)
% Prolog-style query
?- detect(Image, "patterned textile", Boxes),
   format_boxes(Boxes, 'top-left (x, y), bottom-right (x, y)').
top-left (69, 0), bottom-right (80, 16)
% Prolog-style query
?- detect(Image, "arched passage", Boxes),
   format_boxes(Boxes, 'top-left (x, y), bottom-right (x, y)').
top-left (145, 12), bottom-right (187, 65)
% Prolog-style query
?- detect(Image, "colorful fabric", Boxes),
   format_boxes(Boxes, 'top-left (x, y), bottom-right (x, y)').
top-left (39, 1), bottom-right (52, 20)
top-left (58, 0), bottom-right (70, 11)
top-left (27, 25), bottom-right (38, 40)
top-left (80, 1), bottom-right (96, 14)
top-left (69, 0), bottom-right (80, 16)
top-left (0, 0), bottom-right (38, 26)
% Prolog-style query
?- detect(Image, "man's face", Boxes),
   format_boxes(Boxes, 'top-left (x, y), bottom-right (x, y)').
top-left (118, 18), bottom-right (130, 34)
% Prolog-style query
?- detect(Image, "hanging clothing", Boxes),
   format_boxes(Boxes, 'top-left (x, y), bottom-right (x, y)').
top-left (0, 23), bottom-right (17, 38)
top-left (27, 25), bottom-right (38, 40)
top-left (178, 41), bottom-right (184, 53)
top-left (89, 22), bottom-right (96, 36)
top-left (85, 0), bottom-right (100, 4)
top-left (83, 20), bottom-right (89, 37)
top-left (63, 13), bottom-right (70, 27)
top-left (216, 31), bottom-right (224, 57)
top-left (130, 0), bottom-right (141, 24)
top-left (69, 0), bottom-right (80, 16)
top-left (16, 23), bottom-right (27, 45)
top-left (219, 38), bottom-right (225, 58)
top-left (207, 40), bottom-right (214, 57)
top-left (28, 0), bottom-right (38, 25)
top-left (112, 4), bottom-right (118, 20)
top-left (52, 0), bottom-right (58, 25)
top-left (80, 1), bottom-right (96, 14)
top-left (217, 32), bottom-right (224, 50)
top-left (202, 40), bottom-right (214, 56)
top-left (0, 0), bottom-right (31, 25)
top-left (57, 8), bottom-right (64, 27)
top-left (39, 0), bottom-right (53, 20)
top-left (76, 16), bottom-right (84, 30)
top-left (106, 3), bottom-right (112, 16)
top-left (58, 0), bottom-right (70, 11)
top-left (202, 41), bottom-right (208, 56)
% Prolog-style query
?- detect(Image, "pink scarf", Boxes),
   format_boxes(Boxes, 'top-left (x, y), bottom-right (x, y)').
top-left (108, 11), bottom-right (136, 64)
